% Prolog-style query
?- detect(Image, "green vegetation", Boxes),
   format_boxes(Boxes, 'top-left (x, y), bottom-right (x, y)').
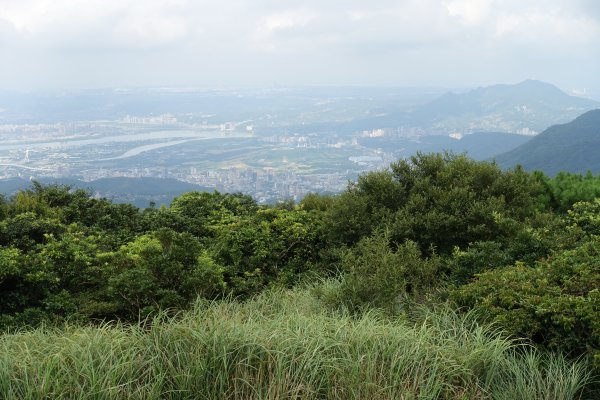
top-left (5, 153), bottom-right (600, 398)
top-left (0, 288), bottom-right (592, 399)
top-left (452, 237), bottom-right (600, 367)
top-left (326, 152), bottom-right (541, 252)
top-left (323, 233), bottom-right (441, 313)
top-left (537, 171), bottom-right (600, 212)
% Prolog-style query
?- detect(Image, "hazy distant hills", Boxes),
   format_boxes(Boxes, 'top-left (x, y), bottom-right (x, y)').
top-left (495, 109), bottom-right (600, 175)
top-left (408, 80), bottom-right (599, 133)
top-left (0, 87), bottom-right (444, 125)
top-left (2, 81), bottom-right (598, 203)
top-left (0, 177), bottom-right (211, 208)
top-left (361, 131), bottom-right (531, 161)
top-left (1, 81), bottom-right (595, 138)
top-left (442, 132), bottom-right (533, 159)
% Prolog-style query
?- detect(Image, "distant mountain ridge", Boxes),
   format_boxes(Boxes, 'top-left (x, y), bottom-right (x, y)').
top-left (0, 177), bottom-right (211, 208)
top-left (410, 80), bottom-right (600, 133)
top-left (494, 109), bottom-right (600, 175)
top-left (360, 131), bottom-right (531, 161)
top-left (347, 80), bottom-right (600, 135)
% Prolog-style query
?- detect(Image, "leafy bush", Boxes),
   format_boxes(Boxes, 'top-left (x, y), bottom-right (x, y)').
top-left (539, 170), bottom-right (600, 213)
top-left (210, 207), bottom-right (326, 295)
top-left (0, 230), bottom-right (103, 328)
top-left (445, 211), bottom-right (572, 285)
top-left (327, 153), bottom-right (543, 254)
top-left (452, 236), bottom-right (600, 366)
top-left (446, 241), bottom-right (513, 285)
top-left (170, 191), bottom-right (257, 238)
top-left (566, 198), bottom-right (600, 236)
top-left (0, 213), bottom-right (66, 250)
top-left (0, 226), bottom-right (228, 327)
top-left (102, 228), bottom-right (226, 319)
top-left (324, 232), bottom-right (441, 313)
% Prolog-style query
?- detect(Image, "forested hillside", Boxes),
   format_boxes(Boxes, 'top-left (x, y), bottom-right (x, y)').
top-left (3, 153), bottom-right (600, 398)
top-left (495, 109), bottom-right (600, 174)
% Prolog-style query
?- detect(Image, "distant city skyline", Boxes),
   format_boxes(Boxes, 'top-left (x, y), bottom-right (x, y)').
top-left (0, 0), bottom-right (599, 96)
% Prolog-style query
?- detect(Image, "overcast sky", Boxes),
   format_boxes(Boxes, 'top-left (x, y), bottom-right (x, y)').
top-left (0, 0), bottom-right (599, 94)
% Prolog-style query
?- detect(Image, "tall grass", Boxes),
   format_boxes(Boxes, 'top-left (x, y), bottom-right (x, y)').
top-left (0, 286), bottom-right (593, 399)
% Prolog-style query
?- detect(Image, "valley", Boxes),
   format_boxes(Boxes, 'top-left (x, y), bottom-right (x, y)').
top-left (1, 81), bottom-right (597, 204)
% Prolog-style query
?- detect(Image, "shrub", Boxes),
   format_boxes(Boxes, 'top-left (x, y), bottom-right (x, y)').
top-left (210, 207), bottom-right (326, 296)
top-left (104, 228), bottom-right (226, 319)
top-left (327, 231), bottom-right (441, 313)
top-left (446, 241), bottom-right (513, 285)
top-left (566, 198), bottom-right (600, 236)
top-left (326, 153), bottom-right (543, 254)
top-left (452, 236), bottom-right (600, 366)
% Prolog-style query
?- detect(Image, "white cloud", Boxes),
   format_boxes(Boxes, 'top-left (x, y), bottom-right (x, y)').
top-left (0, 0), bottom-right (191, 48)
top-left (112, 10), bottom-right (187, 47)
top-left (0, 0), bottom-right (598, 90)
top-left (444, 0), bottom-right (493, 25)
top-left (2, 0), bottom-right (596, 51)
top-left (494, 10), bottom-right (599, 44)
top-left (263, 11), bottom-right (315, 33)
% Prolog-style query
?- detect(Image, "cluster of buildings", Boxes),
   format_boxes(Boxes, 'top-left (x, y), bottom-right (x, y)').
top-left (76, 165), bottom-right (349, 203)
top-left (0, 116), bottom-right (392, 202)
top-left (182, 167), bottom-right (348, 202)
top-left (121, 114), bottom-right (177, 124)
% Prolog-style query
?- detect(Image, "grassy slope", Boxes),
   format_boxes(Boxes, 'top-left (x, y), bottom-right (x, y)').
top-left (0, 285), bottom-right (592, 400)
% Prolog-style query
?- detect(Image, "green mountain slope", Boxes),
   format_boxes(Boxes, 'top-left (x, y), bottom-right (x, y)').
top-left (494, 109), bottom-right (600, 175)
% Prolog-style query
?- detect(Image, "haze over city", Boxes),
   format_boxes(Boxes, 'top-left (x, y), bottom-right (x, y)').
top-left (0, 0), bottom-right (599, 95)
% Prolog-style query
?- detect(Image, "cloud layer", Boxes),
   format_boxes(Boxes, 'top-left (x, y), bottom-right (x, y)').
top-left (0, 0), bottom-right (598, 92)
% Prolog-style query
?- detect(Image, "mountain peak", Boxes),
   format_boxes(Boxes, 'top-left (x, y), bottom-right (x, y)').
top-left (517, 79), bottom-right (555, 86)
top-left (415, 80), bottom-right (599, 133)
top-left (513, 79), bottom-right (565, 94)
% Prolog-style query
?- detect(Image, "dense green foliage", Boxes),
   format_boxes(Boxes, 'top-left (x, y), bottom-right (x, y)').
top-left (6, 152), bottom-right (600, 396)
top-left (453, 238), bottom-right (600, 365)
top-left (327, 152), bottom-right (542, 252)
top-left (0, 184), bottom-right (326, 327)
top-left (539, 171), bottom-right (600, 212)
top-left (452, 198), bottom-right (600, 366)
top-left (321, 232), bottom-right (441, 313)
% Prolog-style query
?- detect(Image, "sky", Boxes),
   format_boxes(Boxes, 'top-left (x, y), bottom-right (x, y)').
top-left (0, 0), bottom-right (599, 94)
